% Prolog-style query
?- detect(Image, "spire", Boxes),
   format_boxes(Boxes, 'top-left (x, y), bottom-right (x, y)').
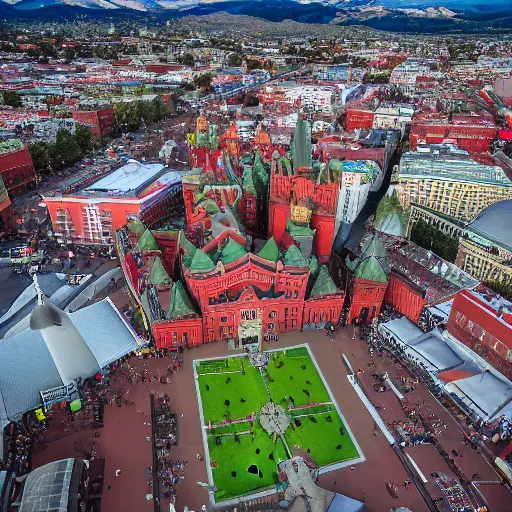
top-left (310, 265), bottom-right (339, 297)
top-left (166, 281), bottom-right (198, 320)
top-left (220, 238), bottom-right (247, 265)
top-left (291, 117), bottom-right (312, 173)
top-left (350, 234), bottom-right (389, 283)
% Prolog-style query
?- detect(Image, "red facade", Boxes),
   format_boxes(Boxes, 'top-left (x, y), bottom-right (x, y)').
top-left (153, 317), bottom-right (203, 350)
top-left (447, 290), bottom-right (512, 380)
top-left (0, 147), bottom-right (36, 197)
top-left (385, 273), bottom-right (426, 323)
top-left (268, 164), bottom-right (338, 260)
top-left (344, 109), bottom-right (375, 133)
top-left (72, 107), bottom-right (115, 139)
top-left (349, 278), bottom-right (387, 325)
top-left (410, 123), bottom-right (497, 153)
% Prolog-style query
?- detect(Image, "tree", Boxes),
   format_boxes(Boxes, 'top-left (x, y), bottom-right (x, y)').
top-left (245, 58), bottom-right (261, 71)
top-left (193, 73), bottom-right (212, 92)
top-left (28, 142), bottom-right (51, 175)
top-left (2, 90), bottom-right (22, 108)
top-left (179, 53), bottom-right (195, 67)
top-left (53, 129), bottom-right (81, 168)
top-left (74, 124), bottom-right (93, 154)
top-left (410, 219), bottom-right (459, 263)
top-left (227, 53), bottom-right (242, 67)
top-left (483, 280), bottom-right (512, 301)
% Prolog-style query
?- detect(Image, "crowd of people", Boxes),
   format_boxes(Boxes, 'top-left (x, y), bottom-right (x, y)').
top-left (154, 393), bottom-right (183, 502)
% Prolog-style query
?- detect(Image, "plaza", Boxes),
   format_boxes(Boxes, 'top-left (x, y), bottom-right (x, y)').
top-left (194, 345), bottom-right (364, 502)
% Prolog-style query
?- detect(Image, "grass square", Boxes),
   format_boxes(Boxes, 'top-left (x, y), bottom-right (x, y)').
top-left (195, 346), bottom-right (361, 502)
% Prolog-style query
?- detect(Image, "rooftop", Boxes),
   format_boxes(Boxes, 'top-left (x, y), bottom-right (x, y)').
top-left (78, 160), bottom-right (181, 198)
top-left (399, 151), bottom-right (511, 187)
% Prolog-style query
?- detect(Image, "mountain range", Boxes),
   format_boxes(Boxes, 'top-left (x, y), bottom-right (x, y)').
top-left (0, 0), bottom-right (511, 32)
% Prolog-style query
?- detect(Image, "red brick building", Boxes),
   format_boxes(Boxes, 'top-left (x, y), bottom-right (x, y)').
top-left (447, 288), bottom-right (512, 380)
top-left (72, 106), bottom-right (115, 139)
top-left (0, 141), bottom-right (36, 197)
top-left (410, 122), bottom-right (497, 154)
top-left (118, 226), bottom-right (345, 351)
top-left (343, 109), bottom-right (375, 133)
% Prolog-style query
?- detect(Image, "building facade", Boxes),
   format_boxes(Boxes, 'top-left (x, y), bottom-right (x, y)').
top-left (44, 161), bottom-right (183, 245)
top-left (0, 140), bottom-right (36, 197)
top-left (396, 148), bottom-right (512, 223)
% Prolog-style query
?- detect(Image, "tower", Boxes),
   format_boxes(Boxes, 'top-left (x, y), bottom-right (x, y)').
top-left (346, 234), bottom-right (390, 325)
top-left (30, 276), bottom-right (101, 386)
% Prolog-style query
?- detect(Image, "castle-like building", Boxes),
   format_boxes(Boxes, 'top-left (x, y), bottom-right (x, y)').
top-left (116, 114), bottom-right (479, 351)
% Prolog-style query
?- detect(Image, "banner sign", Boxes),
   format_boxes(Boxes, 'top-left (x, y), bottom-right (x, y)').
top-left (40, 380), bottom-right (79, 408)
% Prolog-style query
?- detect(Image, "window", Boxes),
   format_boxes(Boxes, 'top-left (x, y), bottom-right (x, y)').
top-left (221, 316), bottom-right (228, 323)
top-left (269, 311), bottom-right (276, 319)
top-left (268, 323), bottom-right (275, 330)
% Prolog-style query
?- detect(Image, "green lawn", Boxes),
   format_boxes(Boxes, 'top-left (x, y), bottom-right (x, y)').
top-left (208, 426), bottom-right (288, 501)
top-left (198, 362), bottom-right (268, 424)
top-left (285, 410), bottom-right (359, 466)
top-left (265, 352), bottom-right (331, 407)
top-left (196, 348), bottom-right (361, 502)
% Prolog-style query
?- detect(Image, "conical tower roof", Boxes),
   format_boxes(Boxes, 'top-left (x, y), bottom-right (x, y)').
top-left (136, 228), bottom-right (159, 252)
top-left (310, 265), bottom-right (338, 297)
top-left (350, 234), bottom-right (389, 283)
top-left (180, 232), bottom-right (197, 268)
top-left (283, 244), bottom-right (308, 267)
top-left (148, 257), bottom-right (172, 286)
top-left (189, 249), bottom-right (215, 273)
top-left (258, 237), bottom-right (279, 262)
top-left (166, 281), bottom-right (197, 320)
top-left (309, 255), bottom-right (319, 276)
top-left (220, 238), bottom-right (247, 265)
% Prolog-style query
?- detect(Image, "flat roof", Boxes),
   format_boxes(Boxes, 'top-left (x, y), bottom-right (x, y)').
top-left (81, 160), bottom-right (180, 198)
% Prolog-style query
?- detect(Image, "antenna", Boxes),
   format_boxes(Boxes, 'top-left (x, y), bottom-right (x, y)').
top-left (33, 273), bottom-right (44, 306)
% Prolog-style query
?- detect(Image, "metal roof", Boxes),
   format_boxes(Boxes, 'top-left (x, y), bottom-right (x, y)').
top-left (0, 299), bottom-right (139, 421)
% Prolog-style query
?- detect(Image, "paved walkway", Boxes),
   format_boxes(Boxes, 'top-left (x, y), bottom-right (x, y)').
top-left (37, 323), bottom-right (509, 512)
top-left (33, 328), bottom-right (433, 512)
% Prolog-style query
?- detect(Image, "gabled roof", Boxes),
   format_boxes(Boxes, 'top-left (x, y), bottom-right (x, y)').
top-left (283, 244), bottom-right (308, 267)
top-left (189, 248), bottom-right (215, 273)
top-left (136, 228), bottom-right (159, 252)
top-left (148, 257), bottom-right (172, 286)
top-left (220, 238), bottom-right (247, 265)
top-left (310, 265), bottom-right (338, 297)
top-left (166, 281), bottom-right (197, 320)
top-left (258, 237), bottom-right (279, 262)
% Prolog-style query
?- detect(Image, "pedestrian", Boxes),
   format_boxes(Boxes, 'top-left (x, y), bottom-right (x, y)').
top-left (116, 469), bottom-right (122, 476)
top-left (404, 479), bottom-right (411, 490)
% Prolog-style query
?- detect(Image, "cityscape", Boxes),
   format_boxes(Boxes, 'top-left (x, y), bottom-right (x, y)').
top-left (0, 3), bottom-right (511, 512)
